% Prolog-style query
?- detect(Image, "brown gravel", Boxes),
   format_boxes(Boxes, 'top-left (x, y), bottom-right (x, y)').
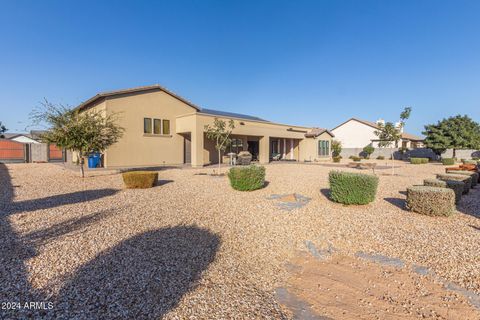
top-left (0, 160), bottom-right (479, 319)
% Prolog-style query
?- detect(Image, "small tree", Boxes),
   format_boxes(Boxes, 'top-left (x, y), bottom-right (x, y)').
top-left (331, 140), bottom-right (342, 157)
top-left (204, 118), bottom-right (235, 171)
top-left (31, 100), bottom-right (124, 178)
top-left (362, 144), bottom-right (374, 159)
top-left (423, 115), bottom-right (480, 159)
top-left (0, 121), bottom-right (7, 138)
top-left (375, 107), bottom-right (411, 175)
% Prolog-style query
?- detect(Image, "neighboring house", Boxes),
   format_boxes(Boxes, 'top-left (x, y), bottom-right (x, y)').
top-left (331, 118), bottom-right (424, 149)
top-left (75, 84), bottom-right (334, 168)
top-left (3, 133), bottom-right (40, 144)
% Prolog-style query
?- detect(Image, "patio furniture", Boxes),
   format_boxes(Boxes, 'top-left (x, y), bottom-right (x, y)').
top-left (272, 153), bottom-right (281, 161)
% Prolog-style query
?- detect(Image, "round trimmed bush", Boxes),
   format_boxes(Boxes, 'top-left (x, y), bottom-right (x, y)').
top-left (351, 156), bottom-right (361, 162)
top-left (122, 171), bottom-right (158, 189)
top-left (441, 158), bottom-right (455, 165)
top-left (410, 157), bottom-right (429, 164)
top-left (436, 174), bottom-right (472, 194)
top-left (228, 165), bottom-right (266, 191)
top-left (328, 171), bottom-right (379, 205)
top-left (333, 156), bottom-right (341, 163)
top-left (376, 155), bottom-right (385, 160)
top-left (406, 186), bottom-right (455, 217)
top-left (446, 170), bottom-right (479, 187)
top-left (423, 178), bottom-right (464, 204)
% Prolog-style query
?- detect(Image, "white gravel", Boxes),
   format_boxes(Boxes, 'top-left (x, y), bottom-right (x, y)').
top-left (1, 160), bottom-right (479, 319)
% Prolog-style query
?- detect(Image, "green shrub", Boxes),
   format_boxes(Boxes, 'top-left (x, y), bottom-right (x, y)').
top-left (446, 170), bottom-right (479, 187)
top-left (410, 157), bottom-right (429, 164)
top-left (362, 145), bottom-right (374, 159)
top-left (406, 186), bottom-right (455, 217)
top-left (462, 159), bottom-right (477, 165)
top-left (228, 165), bottom-right (266, 191)
top-left (423, 178), bottom-right (464, 204)
top-left (328, 171), bottom-right (379, 205)
top-left (333, 156), bottom-right (341, 163)
top-left (351, 156), bottom-right (361, 162)
top-left (436, 174), bottom-right (472, 194)
top-left (122, 171), bottom-right (158, 189)
top-left (472, 157), bottom-right (479, 161)
top-left (376, 155), bottom-right (385, 160)
top-left (441, 158), bottom-right (455, 165)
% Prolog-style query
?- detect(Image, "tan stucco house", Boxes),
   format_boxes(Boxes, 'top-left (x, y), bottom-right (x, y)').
top-left (76, 85), bottom-right (334, 168)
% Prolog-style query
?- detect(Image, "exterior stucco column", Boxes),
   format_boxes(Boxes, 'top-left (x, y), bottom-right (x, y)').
top-left (290, 139), bottom-right (294, 160)
top-left (283, 138), bottom-right (286, 158)
top-left (259, 136), bottom-right (270, 164)
top-left (191, 127), bottom-right (204, 168)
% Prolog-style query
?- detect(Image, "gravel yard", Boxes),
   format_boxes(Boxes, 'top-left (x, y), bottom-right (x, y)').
top-left (1, 161), bottom-right (479, 319)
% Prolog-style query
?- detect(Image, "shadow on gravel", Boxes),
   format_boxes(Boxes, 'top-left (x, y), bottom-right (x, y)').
top-left (319, 188), bottom-right (331, 201)
top-left (155, 179), bottom-right (174, 187)
top-left (6, 189), bottom-right (119, 214)
top-left (1, 164), bottom-right (220, 319)
top-left (21, 208), bottom-right (118, 247)
top-left (384, 197), bottom-right (407, 210)
top-left (53, 226), bottom-right (220, 319)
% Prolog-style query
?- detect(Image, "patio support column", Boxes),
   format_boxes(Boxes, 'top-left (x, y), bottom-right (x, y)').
top-left (277, 139), bottom-right (280, 156)
top-left (289, 139), bottom-right (293, 160)
top-left (191, 127), bottom-right (204, 168)
top-left (283, 138), bottom-right (286, 158)
top-left (259, 135), bottom-right (270, 164)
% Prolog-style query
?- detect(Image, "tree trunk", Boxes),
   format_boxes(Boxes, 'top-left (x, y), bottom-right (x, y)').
top-left (79, 151), bottom-right (85, 178)
top-left (218, 149), bottom-right (221, 172)
top-left (453, 148), bottom-right (456, 159)
top-left (391, 149), bottom-right (395, 176)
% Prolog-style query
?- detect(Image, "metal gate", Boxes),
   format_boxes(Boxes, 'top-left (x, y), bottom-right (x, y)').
top-left (0, 140), bottom-right (26, 163)
top-left (48, 144), bottom-right (64, 161)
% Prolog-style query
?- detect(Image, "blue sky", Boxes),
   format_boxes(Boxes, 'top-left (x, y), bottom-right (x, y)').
top-left (1, 0), bottom-right (479, 135)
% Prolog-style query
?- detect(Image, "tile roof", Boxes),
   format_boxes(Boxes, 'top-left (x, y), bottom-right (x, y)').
top-left (305, 128), bottom-right (335, 138)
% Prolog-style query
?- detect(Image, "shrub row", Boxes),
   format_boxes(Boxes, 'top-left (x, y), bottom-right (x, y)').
top-left (122, 171), bottom-right (158, 189)
top-left (441, 158), bottom-right (455, 165)
top-left (328, 171), bottom-right (378, 205)
top-left (436, 173), bottom-right (472, 194)
top-left (423, 178), bottom-right (463, 204)
top-left (446, 170), bottom-right (479, 187)
top-left (406, 186), bottom-right (455, 217)
top-left (228, 165), bottom-right (266, 191)
top-left (410, 157), bottom-right (429, 164)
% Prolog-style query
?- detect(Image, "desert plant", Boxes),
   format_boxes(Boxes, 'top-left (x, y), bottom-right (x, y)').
top-left (0, 121), bottom-right (7, 138)
top-left (331, 140), bottom-right (342, 157)
top-left (423, 178), bottom-right (464, 204)
top-left (31, 100), bottom-right (124, 178)
top-left (376, 155), bottom-right (385, 160)
top-left (446, 170), bottom-right (479, 187)
top-left (351, 156), bottom-right (361, 162)
top-left (441, 158), bottom-right (455, 165)
top-left (436, 174), bottom-right (472, 194)
top-left (410, 157), bottom-right (429, 164)
top-left (406, 186), bottom-right (455, 217)
top-left (362, 145), bottom-right (374, 159)
top-left (328, 171), bottom-right (379, 205)
top-left (122, 171), bottom-right (158, 188)
top-left (332, 156), bottom-right (341, 163)
top-left (204, 118), bottom-right (235, 172)
top-left (462, 159), bottom-right (477, 165)
top-left (374, 107), bottom-right (412, 175)
top-left (228, 165), bottom-right (265, 191)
